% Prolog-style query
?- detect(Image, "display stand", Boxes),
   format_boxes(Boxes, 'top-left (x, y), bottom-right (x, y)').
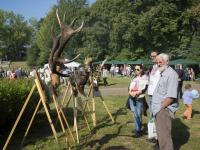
top-left (61, 75), bottom-right (115, 128)
top-left (58, 81), bottom-right (91, 144)
top-left (3, 71), bottom-right (74, 150)
top-left (85, 75), bottom-right (115, 127)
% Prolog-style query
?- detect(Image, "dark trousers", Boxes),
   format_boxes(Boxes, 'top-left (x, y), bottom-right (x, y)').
top-left (103, 77), bottom-right (108, 86)
top-left (155, 109), bottom-right (174, 150)
top-left (177, 82), bottom-right (183, 99)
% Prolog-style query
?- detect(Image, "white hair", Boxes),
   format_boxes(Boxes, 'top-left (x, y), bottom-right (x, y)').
top-left (157, 53), bottom-right (169, 64)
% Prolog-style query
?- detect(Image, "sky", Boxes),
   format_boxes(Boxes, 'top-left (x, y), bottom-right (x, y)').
top-left (0, 0), bottom-right (96, 20)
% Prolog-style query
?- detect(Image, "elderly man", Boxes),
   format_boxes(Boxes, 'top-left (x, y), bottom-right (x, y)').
top-left (152, 53), bottom-right (178, 150)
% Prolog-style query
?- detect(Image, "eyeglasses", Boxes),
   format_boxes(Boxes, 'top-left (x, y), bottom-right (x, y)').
top-left (134, 68), bottom-right (140, 71)
top-left (150, 55), bottom-right (157, 58)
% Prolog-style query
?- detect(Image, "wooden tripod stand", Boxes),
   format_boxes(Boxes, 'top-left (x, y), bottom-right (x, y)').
top-left (61, 75), bottom-right (115, 128)
top-left (3, 71), bottom-right (75, 150)
top-left (58, 81), bottom-right (91, 144)
top-left (84, 75), bottom-right (115, 127)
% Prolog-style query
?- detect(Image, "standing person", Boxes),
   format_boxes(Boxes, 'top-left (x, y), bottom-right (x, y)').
top-left (110, 64), bottom-right (115, 77)
top-left (190, 67), bottom-right (195, 81)
top-left (102, 66), bottom-right (109, 86)
top-left (15, 67), bottom-right (22, 78)
top-left (148, 50), bottom-right (160, 117)
top-left (128, 64), bottom-right (148, 138)
top-left (182, 84), bottom-right (199, 120)
top-left (147, 50), bottom-right (160, 145)
top-left (152, 53), bottom-right (178, 150)
top-left (175, 67), bottom-right (185, 99)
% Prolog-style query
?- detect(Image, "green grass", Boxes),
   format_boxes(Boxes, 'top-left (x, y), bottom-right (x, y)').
top-left (1, 61), bottom-right (29, 70)
top-left (10, 61), bottom-right (29, 69)
top-left (1, 79), bottom-right (200, 150)
top-left (107, 76), bottom-right (131, 86)
top-left (1, 93), bottom-right (200, 150)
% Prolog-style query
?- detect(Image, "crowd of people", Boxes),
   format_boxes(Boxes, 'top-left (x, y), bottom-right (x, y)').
top-left (126, 51), bottom-right (199, 150)
top-left (0, 67), bottom-right (30, 79)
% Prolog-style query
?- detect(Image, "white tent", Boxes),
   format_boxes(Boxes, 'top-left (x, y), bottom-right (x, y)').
top-left (64, 60), bottom-right (81, 68)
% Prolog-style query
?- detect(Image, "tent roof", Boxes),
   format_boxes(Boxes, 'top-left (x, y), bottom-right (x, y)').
top-left (64, 61), bottom-right (80, 68)
top-left (93, 58), bottom-right (200, 65)
top-left (170, 59), bottom-right (200, 65)
top-left (93, 59), bottom-right (153, 65)
top-left (93, 60), bottom-right (123, 65)
top-left (125, 59), bottom-right (152, 65)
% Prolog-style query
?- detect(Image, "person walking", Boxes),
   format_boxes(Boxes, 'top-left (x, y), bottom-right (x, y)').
top-left (128, 64), bottom-right (148, 138)
top-left (152, 53), bottom-right (178, 150)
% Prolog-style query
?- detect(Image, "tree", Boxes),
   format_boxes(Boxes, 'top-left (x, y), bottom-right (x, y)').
top-left (0, 10), bottom-right (32, 60)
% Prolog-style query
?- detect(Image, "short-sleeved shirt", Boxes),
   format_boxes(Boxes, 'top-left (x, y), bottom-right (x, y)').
top-left (148, 64), bottom-right (160, 95)
top-left (183, 90), bottom-right (193, 105)
top-left (152, 66), bottom-right (178, 116)
top-left (129, 75), bottom-right (148, 98)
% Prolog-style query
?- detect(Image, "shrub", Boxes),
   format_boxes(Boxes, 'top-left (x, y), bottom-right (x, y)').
top-left (0, 78), bottom-right (39, 126)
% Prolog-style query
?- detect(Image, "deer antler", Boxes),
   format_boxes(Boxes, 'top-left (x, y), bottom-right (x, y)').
top-left (48, 9), bottom-right (84, 77)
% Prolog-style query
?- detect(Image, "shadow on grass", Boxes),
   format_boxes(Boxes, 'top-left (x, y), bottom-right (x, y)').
top-left (192, 110), bottom-right (200, 118)
top-left (105, 146), bottom-right (129, 150)
top-left (0, 107), bottom-right (75, 150)
top-left (99, 83), bottom-right (117, 87)
top-left (84, 124), bottom-right (123, 150)
top-left (172, 118), bottom-right (190, 150)
top-left (82, 107), bottom-right (132, 150)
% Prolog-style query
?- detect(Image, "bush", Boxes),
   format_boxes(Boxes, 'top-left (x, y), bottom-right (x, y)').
top-left (0, 78), bottom-right (39, 126)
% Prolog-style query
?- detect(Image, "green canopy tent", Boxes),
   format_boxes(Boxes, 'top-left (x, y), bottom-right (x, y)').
top-left (92, 61), bottom-right (103, 65)
top-left (93, 59), bottom-right (153, 65)
top-left (170, 59), bottom-right (200, 65)
top-left (93, 60), bottom-right (123, 65)
top-left (106, 60), bottom-right (123, 65)
top-left (125, 59), bottom-right (153, 65)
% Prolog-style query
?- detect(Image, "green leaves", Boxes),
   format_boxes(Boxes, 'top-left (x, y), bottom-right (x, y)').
top-left (0, 79), bottom-right (39, 124)
top-left (0, 10), bottom-right (32, 60)
top-left (25, 0), bottom-right (200, 66)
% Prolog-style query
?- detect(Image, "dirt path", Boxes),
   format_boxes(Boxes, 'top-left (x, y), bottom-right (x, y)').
top-left (88, 81), bottom-right (200, 97)
top-left (98, 86), bottom-right (128, 96)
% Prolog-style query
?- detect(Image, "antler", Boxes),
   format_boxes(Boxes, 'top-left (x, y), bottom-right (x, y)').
top-left (48, 9), bottom-right (84, 77)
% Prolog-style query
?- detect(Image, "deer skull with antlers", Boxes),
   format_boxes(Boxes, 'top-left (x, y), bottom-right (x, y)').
top-left (48, 9), bottom-right (84, 95)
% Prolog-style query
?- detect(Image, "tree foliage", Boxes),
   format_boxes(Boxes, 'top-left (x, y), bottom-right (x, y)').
top-left (1, 0), bottom-right (200, 65)
top-left (0, 10), bottom-right (32, 60)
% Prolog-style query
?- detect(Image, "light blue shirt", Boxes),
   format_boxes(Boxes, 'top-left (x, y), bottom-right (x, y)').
top-left (183, 90), bottom-right (193, 105)
top-left (152, 66), bottom-right (178, 117)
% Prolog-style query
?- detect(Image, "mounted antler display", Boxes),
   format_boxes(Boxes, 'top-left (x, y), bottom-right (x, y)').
top-left (49, 9), bottom-right (83, 77)
top-left (48, 9), bottom-right (84, 94)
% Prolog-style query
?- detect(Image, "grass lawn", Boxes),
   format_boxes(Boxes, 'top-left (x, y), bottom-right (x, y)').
top-left (1, 77), bottom-right (200, 150)
top-left (2, 94), bottom-right (200, 149)
top-left (1, 61), bottom-right (29, 70)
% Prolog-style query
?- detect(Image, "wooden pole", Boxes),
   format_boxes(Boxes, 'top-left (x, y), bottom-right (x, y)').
top-left (100, 96), bottom-right (115, 123)
top-left (55, 83), bottom-right (72, 127)
top-left (3, 84), bottom-right (36, 150)
top-left (73, 96), bottom-right (80, 144)
top-left (34, 77), bottom-right (59, 145)
top-left (92, 98), bottom-right (96, 127)
top-left (59, 109), bottom-right (76, 143)
top-left (52, 95), bottom-right (70, 149)
top-left (21, 98), bottom-right (42, 146)
top-left (61, 82), bottom-right (70, 106)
